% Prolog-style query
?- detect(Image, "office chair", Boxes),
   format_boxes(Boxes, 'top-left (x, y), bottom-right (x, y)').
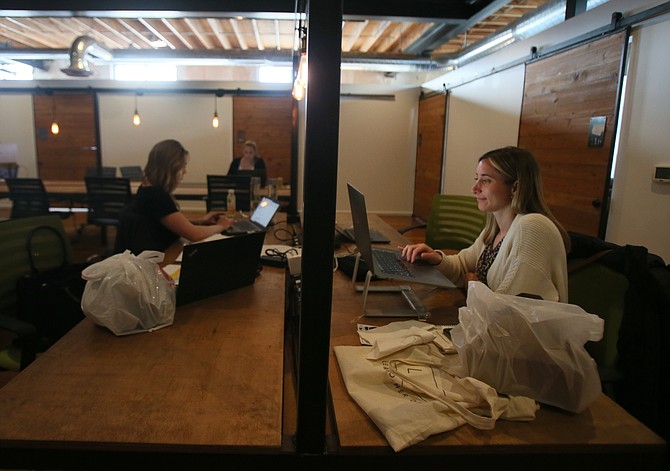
top-left (5, 177), bottom-right (72, 221)
top-left (206, 175), bottom-right (252, 212)
top-left (568, 255), bottom-right (628, 399)
top-left (85, 166), bottom-right (116, 178)
top-left (0, 215), bottom-right (75, 371)
top-left (84, 176), bottom-right (132, 246)
top-left (400, 194), bottom-right (486, 251)
top-left (119, 165), bottom-right (143, 181)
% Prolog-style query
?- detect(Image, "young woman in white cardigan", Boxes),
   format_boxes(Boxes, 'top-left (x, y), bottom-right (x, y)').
top-left (402, 146), bottom-right (570, 302)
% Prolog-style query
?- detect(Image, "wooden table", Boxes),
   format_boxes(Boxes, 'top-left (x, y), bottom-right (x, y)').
top-left (0, 180), bottom-right (291, 202)
top-left (0, 236), bottom-right (290, 468)
top-left (327, 215), bottom-right (666, 468)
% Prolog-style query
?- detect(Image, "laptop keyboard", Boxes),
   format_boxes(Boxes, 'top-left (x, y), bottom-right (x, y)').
top-left (233, 219), bottom-right (259, 232)
top-left (373, 250), bottom-right (415, 278)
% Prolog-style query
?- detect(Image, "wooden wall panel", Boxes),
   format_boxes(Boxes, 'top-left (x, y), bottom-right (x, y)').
top-left (233, 95), bottom-right (293, 182)
top-left (33, 93), bottom-right (98, 180)
top-left (519, 31), bottom-right (626, 237)
top-left (413, 93), bottom-right (445, 221)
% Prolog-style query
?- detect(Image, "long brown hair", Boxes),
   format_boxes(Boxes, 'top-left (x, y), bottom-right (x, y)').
top-left (479, 146), bottom-right (570, 251)
top-left (143, 139), bottom-right (188, 194)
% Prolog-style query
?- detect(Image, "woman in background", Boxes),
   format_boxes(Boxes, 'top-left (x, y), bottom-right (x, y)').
top-left (115, 139), bottom-right (235, 254)
top-left (402, 146), bottom-right (570, 302)
top-left (227, 140), bottom-right (267, 186)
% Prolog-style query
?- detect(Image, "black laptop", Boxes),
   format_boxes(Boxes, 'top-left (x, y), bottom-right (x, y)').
top-left (347, 182), bottom-right (454, 289)
top-left (335, 224), bottom-right (390, 244)
top-left (225, 197), bottom-right (280, 235)
top-left (175, 231), bottom-right (264, 306)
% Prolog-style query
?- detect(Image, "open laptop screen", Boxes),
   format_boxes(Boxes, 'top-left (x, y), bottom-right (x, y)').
top-left (250, 197), bottom-right (280, 227)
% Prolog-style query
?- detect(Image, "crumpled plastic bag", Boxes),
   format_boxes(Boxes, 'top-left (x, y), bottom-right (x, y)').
top-left (81, 250), bottom-right (176, 336)
top-left (448, 281), bottom-right (604, 413)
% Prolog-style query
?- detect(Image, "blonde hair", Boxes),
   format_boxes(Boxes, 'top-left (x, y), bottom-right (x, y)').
top-left (143, 139), bottom-right (188, 194)
top-left (479, 146), bottom-right (570, 251)
top-left (244, 140), bottom-right (257, 155)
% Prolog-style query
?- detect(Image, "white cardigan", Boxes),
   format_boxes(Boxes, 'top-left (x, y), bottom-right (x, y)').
top-left (436, 213), bottom-right (568, 302)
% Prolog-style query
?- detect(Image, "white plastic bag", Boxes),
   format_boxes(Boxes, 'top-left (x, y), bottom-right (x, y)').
top-left (448, 281), bottom-right (604, 413)
top-left (81, 250), bottom-right (176, 336)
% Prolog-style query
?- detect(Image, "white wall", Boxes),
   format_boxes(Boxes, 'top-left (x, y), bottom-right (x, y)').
top-left (442, 65), bottom-right (524, 196)
top-left (606, 19), bottom-right (670, 261)
top-left (98, 93), bottom-right (234, 184)
top-left (423, 0), bottom-right (670, 261)
top-left (336, 87), bottom-right (420, 215)
top-left (0, 94), bottom-right (37, 178)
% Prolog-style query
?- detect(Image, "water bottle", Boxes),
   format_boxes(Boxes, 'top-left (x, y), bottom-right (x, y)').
top-left (227, 189), bottom-right (236, 215)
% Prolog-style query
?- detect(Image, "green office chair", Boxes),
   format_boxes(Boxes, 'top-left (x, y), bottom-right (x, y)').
top-left (400, 194), bottom-right (486, 251)
top-left (568, 257), bottom-right (628, 398)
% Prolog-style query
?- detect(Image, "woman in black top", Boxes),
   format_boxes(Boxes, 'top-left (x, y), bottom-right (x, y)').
top-left (115, 139), bottom-right (235, 253)
top-left (227, 140), bottom-right (267, 186)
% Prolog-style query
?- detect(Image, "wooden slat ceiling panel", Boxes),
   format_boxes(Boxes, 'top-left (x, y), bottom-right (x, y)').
top-left (0, 0), bottom-right (553, 66)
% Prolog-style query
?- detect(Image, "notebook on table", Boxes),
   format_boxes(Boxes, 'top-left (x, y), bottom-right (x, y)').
top-left (173, 231), bottom-right (265, 306)
top-left (347, 182), bottom-right (454, 289)
top-left (225, 197), bottom-right (280, 235)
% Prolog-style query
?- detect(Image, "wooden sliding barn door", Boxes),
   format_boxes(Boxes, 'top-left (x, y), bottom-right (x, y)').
top-left (518, 31), bottom-right (628, 237)
top-left (33, 92), bottom-right (99, 180)
top-left (232, 95), bottom-right (293, 182)
top-left (413, 92), bottom-right (446, 221)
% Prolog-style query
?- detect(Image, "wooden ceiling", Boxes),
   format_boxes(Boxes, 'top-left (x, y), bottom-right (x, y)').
top-left (0, 0), bottom-right (553, 72)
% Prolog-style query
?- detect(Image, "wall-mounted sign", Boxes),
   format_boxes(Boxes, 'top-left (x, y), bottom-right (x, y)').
top-left (588, 116), bottom-right (607, 147)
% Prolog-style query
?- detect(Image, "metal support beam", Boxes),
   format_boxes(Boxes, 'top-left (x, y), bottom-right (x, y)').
top-left (295, 0), bottom-right (342, 455)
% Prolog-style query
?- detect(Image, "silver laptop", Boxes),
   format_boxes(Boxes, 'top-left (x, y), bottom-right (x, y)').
top-left (347, 182), bottom-right (454, 289)
top-left (225, 197), bottom-right (280, 235)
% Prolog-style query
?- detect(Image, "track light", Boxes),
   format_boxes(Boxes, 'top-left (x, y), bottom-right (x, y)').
top-left (133, 93), bottom-right (141, 126)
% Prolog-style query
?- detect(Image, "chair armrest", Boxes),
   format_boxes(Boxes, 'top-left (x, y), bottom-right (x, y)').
top-left (0, 314), bottom-right (37, 337)
top-left (398, 223), bottom-right (427, 235)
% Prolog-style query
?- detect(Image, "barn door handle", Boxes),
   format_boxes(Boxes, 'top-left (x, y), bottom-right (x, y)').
top-left (592, 199), bottom-right (601, 208)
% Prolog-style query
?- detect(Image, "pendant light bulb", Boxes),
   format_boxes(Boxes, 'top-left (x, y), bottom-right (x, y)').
top-left (212, 94), bottom-right (219, 128)
top-left (133, 94), bottom-right (141, 126)
top-left (50, 93), bottom-right (59, 134)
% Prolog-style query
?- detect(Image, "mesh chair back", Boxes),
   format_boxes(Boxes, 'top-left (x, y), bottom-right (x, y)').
top-left (120, 165), bottom-right (143, 181)
top-left (425, 194), bottom-right (486, 251)
top-left (5, 178), bottom-right (50, 219)
top-left (86, 166), bottom-right (116, 177)
top-left (85, 177), bottom-right (132, 226)
top-left (206, 175), bottom-right (252, 212)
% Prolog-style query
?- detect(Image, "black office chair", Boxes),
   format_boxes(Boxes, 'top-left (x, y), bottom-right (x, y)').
top-left (206, 174), bottom-right (252, 212)
top-left (5, 177), bottom-right (72, 221)
top-left (84, 177), bottom-right (132, 246)
top-left (85, 166), bottom-right (116, 178)
top-left (119, 165), bottom-right (143, 181)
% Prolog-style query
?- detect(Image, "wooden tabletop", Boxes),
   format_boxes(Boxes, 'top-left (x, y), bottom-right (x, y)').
top-left (327, 214), bottom-right (666, 465)
top-left (0, 244), bottom-right (288, 462)
top-left (0, 179), bottom-right (291, 202)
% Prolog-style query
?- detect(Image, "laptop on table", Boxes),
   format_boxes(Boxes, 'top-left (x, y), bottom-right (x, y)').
top-left (174, 231), bottom-right (265, 306)
top-left (347, 183), bottom-right (455, 317)
top-left (225, 197), bottom-right (280, 235)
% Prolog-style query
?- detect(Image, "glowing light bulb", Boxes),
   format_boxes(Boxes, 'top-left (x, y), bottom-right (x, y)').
top-left (51, 121), bottom-right (60, 134)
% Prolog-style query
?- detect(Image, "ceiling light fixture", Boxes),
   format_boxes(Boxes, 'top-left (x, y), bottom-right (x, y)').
top-left (292, 25), bottom-right (307, 101)
top-left (50, 93), bottom-right (59, 135)
top-left (212, 93), bottom-right (220, 128)
top-left (133, 93), bottom-right (141, 126)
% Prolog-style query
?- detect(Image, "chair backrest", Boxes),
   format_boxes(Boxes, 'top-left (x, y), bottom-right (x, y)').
top-left (206, 174), bottom-right (252, 212)
top-left (425, 194), bottom-right (486, 250)
top-left (0, 215), bottom-right (73, 317)
top-left (84, 177), bottom-right (132, 225)
top-left (568, 259), bottom-right (628, 370)
top-left (5, 178), bottom-right (50, 219)
top-left (86, 166), bottom-right (116, 178)
top-left (119, 165), bottom-right (143, 181)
